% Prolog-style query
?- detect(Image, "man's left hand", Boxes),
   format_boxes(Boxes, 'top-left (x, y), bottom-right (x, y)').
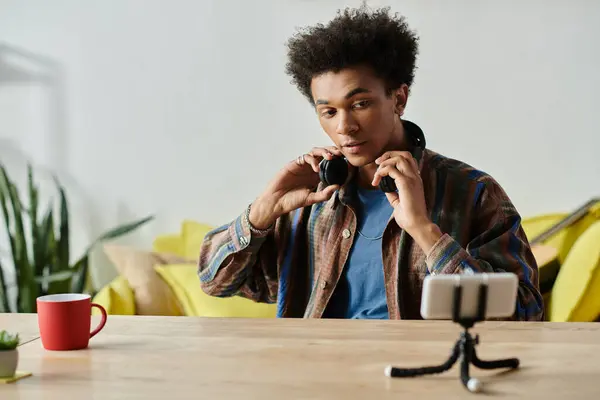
top-left (372, 151), bottom-right (443, 254)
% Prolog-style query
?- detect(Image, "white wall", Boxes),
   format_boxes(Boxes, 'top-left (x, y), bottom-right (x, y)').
top-left (1, 0), bottom-right (599, 289)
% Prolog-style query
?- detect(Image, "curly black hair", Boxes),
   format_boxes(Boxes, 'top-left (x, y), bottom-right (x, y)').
top-left (285, 6), bottom-right (419, 105)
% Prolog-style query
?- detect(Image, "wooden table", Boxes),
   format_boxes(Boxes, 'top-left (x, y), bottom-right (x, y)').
top-left (2, 314), bottom-right (600, 399)
top-left (0, 313), bottom-right (41, 346)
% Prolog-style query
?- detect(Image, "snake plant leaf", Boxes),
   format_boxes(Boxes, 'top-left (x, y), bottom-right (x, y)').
top-left (54, 175), bottom-right (69, 274)
top-left (67, 215), bottom-right (154, 293)
top-left (92, 215), bottom-right (154, 249)
top-left (74, 215), bottom-right (155, 262)
top-left (0, 164), bottom-right (17, 281)
top-left (28, 165), bottom-right (42, 276)
top-left (38, 207), bottom-right (61, 294)
top-left (0, 162), bottom-right (153, 311)
top-left (48, 266), bottom-right (71, 294)
top-left (70, 254), bottom-right (88, 293)
top-left (34, 269), bottom-right (74, 284)
top-left (41, 208), bottom-right (56, 260)
top-left (34, 207), bottom-right (53, 289)
top-left (46, 211), bottom-right (69, 294)
top-left (44, 175), bottom-right (71, 295)
top-left (0, 258), bottom-right (10, 312)
top-left (0, 165), bottom-right (11, 224)
top-left (1, 165), bottom-right (28, 311)
top-left (7, 181), bottom-right (38, 312)
top-left (0, 168), bottom-right (17, 309)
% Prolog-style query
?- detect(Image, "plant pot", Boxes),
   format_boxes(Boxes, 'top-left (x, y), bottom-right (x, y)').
top-left (0, 349), bottom-right (18, 377)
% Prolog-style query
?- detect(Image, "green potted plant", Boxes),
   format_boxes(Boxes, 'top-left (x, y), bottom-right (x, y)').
top-left (0, 330), bottom-right (19, 377)
top-left (0, 162), bottom-right (154, 313)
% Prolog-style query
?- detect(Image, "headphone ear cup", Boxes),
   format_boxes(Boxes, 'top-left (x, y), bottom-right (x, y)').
top-left (319, 157), bottom-right (348, 186)
top-left (379, 176), bottom-right (397, 193)
top-left (319, 159), bottom-right (330, 185)
top-left (412, 146), bottom-right (423, 162)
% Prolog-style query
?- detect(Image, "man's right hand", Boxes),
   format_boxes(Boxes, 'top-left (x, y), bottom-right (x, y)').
top-left (248, 146), bottom-right (344, 230)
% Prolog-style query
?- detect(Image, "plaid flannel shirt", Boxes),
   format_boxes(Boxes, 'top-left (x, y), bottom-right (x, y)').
top-left (198, 136), bottom-right (544, 321)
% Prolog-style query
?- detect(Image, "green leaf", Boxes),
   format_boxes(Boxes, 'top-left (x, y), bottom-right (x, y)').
top-left (27, 164), bottom-right (44, 294)
top-left (33, 207), bottom-right (53, 294)
top-left (72, 215), bottom-right (154, 269)
top-left (68, 216), bottom-right (153, 293)
top-left (93, 216), bottom-right (154, 246)
top-left (47, 266), bottom-right (70, 294)
top-left (42, 176), bottom-right (71, 295)
top-left (0, 164), bottom-right (12, 227)
top-left (7, 181), bottom-right (38, 312)
top-left (31, 174), bottom-right (54, 296)
top-left (54, 176), bottom-right (69, 274)
top-left (28, 164), bottom-right (39, 265)
top-left (70, 254), bottom-right (88, 293)
top-left (45, 210), bottom-right (69, 294)
top-left (35, 269), bottom-right (74, 284)
top-left (1, 163), bottom-right (154, 303)
top-left (0, 330), bottom-right (20, 349)
top-left (0, 258), bottom-right (10, 312)
top-left (42, 208), bottom-right (56, 257)
top-left (1, 165), bottom-right (25, 311)
top-left (0, 164), bottom-right (17, 280)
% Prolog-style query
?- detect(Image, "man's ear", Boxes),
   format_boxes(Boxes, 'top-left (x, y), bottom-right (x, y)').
top-left (393, 85), bottom-right (409, 116)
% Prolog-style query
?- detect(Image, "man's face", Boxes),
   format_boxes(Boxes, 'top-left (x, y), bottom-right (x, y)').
top-left (310, 65), bottom-right (407, 166)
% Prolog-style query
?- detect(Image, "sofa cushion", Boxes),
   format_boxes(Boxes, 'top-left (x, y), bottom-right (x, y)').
top-left (103, 244), bottom-right (186, 316)
top-left (522, 208), bottom-right (599, 264)
top-left (155, 263), bottom-right (277, 318)
top-left (181, 220), bottom-right (214, 260)
top-left (92, 275), bottom-right (136, 315)
top-left (548, 220), bottom-right (600, 322)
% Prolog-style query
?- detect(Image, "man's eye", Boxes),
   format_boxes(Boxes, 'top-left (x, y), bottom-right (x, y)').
top-left (321, 109), bottom-right (336, 118)
top-left (353, 100), bottom-right (370, 109)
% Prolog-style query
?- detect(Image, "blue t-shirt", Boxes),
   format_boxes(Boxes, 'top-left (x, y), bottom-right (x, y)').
top-left (323, 186), bottom-right (394, 319)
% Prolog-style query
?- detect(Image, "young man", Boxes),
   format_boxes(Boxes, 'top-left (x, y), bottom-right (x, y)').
top-left (198, 6), bottom-right (543, 320)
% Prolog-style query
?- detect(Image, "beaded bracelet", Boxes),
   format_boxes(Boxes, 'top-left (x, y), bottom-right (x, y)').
top-left (244, 203), bottom-right (273, 235)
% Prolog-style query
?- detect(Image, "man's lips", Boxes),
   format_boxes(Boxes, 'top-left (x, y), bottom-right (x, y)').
top-left (342, 141), bottom-right (366, 148)
top-left (342, 141), bottom-right (367, 154)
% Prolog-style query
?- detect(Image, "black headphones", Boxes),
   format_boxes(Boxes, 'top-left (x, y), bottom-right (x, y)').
top-left (318, 120), bottom-right (426, 193)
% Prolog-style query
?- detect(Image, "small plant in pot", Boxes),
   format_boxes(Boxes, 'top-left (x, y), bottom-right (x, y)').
top-left (0, 330), bottom-right (20, 377)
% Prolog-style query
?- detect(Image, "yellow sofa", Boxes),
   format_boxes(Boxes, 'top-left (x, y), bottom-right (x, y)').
top-left (92, 220), bottom-right (276, 318)
top-left (94, 204), bottom-right (600, 322)
top-left (519, 202), bottom-right (600, 321)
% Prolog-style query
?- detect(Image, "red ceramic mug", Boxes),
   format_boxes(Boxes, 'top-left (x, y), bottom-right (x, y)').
top-left (37, 293), bottom-right (107, 351)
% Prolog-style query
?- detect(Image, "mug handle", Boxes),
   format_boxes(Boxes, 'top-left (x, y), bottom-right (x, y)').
top-left (90, 303), bottom-right (107, 339)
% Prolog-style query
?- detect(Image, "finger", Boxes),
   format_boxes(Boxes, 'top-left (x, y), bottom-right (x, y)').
top-left (309, 147), bottom-right (332, 160)
top-left (306, 185), bottom-right (339, 205)
top-left (292, 154), bottom-right (305, 168)
top-left (325, 146), bottom-right (343, 156)
top-left (372, 162), bottom-right (416, 187)
top-left (404, 152), bottom-right (419, 173)
top-left (302, 153), bottom-right (321, 173)
top-left (375, 150), bottom-right (413, 165)
top-left (317, 146), bottom-right (343, 156)
top-left (372, 164), bottom-right (408, 187)
top-left (393, 152), bottom-right (420, 175)
top-left (377, 156), bottom-right (418, 179)
top-left (310, 146), bottom-right (342, 160)
top-left (384, 191), bottom-right (400, 207)
top-left (375, 151), bottom-right (393, 165)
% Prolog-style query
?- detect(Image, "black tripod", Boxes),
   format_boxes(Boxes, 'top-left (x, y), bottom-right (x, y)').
top-left (385, 282), bottom-right (520, 393)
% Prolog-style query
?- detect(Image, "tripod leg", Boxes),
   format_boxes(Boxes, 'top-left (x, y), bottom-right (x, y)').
top-left (471, 348), bottom-right (520, 370)
top-left (385, 341), bottom-right (461, 378)
top-left (460, 335), bottom-right (483, 393)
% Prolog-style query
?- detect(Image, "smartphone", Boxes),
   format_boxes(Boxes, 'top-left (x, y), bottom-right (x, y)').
top-left (420, 272), bottom-right (518, 320)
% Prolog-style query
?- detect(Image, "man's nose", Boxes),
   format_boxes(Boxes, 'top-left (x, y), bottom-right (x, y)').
top-left (336, 111), bottom-right (359, 136)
